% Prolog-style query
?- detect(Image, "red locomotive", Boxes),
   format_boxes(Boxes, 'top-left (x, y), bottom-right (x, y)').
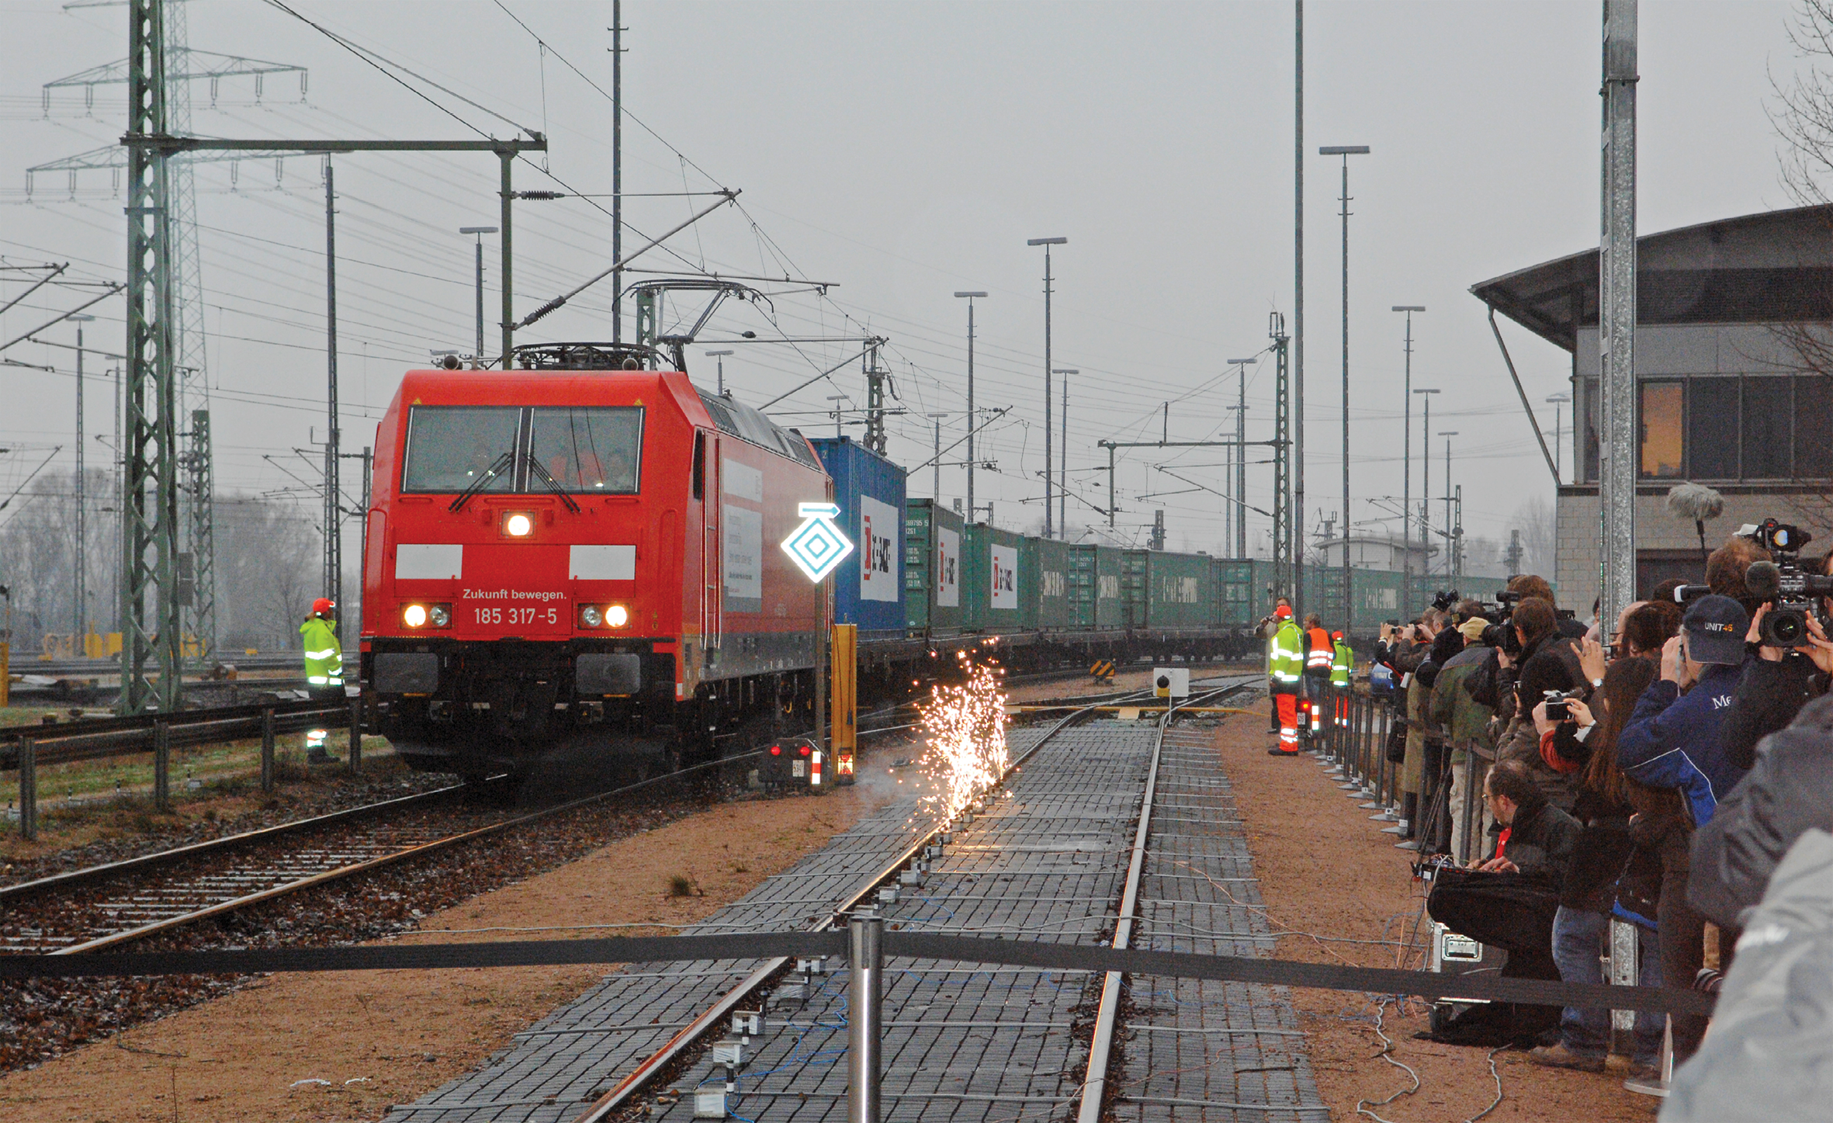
top-left (360, 344), bottom-right (830, 779)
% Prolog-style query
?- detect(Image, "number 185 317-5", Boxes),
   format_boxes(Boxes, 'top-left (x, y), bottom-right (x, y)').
top-left (473, 606), bottom-right (558, 626)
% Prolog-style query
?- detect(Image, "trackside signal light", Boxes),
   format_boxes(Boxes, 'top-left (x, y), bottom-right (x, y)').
top-left (769, 745), bottom-right (782, 756)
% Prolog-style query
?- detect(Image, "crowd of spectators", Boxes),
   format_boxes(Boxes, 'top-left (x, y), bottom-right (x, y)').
top-left (1366, 536), bottom-right (1833, 1094)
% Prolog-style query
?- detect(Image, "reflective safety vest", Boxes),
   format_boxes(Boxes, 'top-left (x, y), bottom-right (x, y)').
top-left (1305, 626), bottom-right (1333, 672)
top-left (1269, 620), bottom-right (1305, 685)
top-left (301, 616), bottom-right (343, 688)
top-left (1331, 639), bottom-right (1354, 686)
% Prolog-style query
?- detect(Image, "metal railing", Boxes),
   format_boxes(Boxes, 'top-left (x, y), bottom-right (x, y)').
top-left (7, 698), bottom-right (362, 839)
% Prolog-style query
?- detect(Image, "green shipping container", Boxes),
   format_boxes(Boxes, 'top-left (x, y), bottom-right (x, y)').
top-left (1212, 559), bottom-right (1254, 630)
top-left (1030, 537), bottom-right (1073, 630)
top-left (1147, 551), bottom-right (1212, 631)
top-left (1069, 545), bottom-right (1098, 628)
top-left (904, 499), bottom-right (964, 635)
top-left (1095, 546), bottom-right (1127, 629)
top-left (963, 524), bottom-right (1024, 633)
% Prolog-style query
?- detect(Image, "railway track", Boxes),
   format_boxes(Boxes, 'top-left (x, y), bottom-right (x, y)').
top-left (541, 679), bottom-right (1258, 1123)
top-left (0, 700), bottom-right (955, 959)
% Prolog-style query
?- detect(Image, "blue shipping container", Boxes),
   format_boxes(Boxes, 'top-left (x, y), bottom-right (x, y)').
top-left (807, 437), bottom-right (907, 639)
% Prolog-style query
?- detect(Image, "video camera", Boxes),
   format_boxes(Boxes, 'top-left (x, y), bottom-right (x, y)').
top-left (1740, 518), bottom-right (1833, 648)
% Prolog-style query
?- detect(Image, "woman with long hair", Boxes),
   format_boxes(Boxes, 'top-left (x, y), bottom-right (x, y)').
top-left (1528, 654), bottom-right (1665, 1077)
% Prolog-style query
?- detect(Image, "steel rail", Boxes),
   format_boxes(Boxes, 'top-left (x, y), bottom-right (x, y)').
top-left (0, 783), bottom-right (469, 902)
top-left (1074, 681), bottom-right (1255, 1123)
top-left (569, 687), bottom-right (1166, 1123)
top-left (12, 740), bottom-right (803, 956)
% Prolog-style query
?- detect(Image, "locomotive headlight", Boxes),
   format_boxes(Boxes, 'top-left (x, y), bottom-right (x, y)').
top-left (428, 604), bottom-right (451, 628)
top-left (403, 604), bottom-right (428, 628)
top-left (606, 604), bottom-right (629, 627)
top-left (580, 605), bottom-right (603, 628)
top-left (503, 512), bottom-right (534, 538)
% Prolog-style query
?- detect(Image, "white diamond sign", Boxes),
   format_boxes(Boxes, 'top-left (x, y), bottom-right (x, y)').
top-left (782, 502), bottom-right (855, 582)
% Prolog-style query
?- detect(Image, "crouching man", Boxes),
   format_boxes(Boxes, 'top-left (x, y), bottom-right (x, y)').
top-left (1423, 758), bottom-right (1581, 1045)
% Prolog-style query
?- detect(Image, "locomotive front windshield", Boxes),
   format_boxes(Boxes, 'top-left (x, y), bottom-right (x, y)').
top-left (528, 407), bottom-right (643, 492)
top-left (401, 405), bottom-right (644, 494)
top-left (401, 407), bottom-right (522, 493)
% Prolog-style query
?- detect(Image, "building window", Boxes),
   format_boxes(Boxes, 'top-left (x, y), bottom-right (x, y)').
top-left (1798, 375), bottom-right (1833, 479)
top-left (1639, 381), bottom-right (1684, 479)
top-left (1742, 377), bottom-right (1793, 479)
top-left (1688, 378), bottom-right (1739, 479)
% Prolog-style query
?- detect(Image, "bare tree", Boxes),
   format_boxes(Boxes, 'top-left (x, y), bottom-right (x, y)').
top-left (1768, 2), bottom-right (1833, 529)
top-left (215, 497), bottom-right (320, 652)
top-left (1511, 495), bottom-right (1557, 577)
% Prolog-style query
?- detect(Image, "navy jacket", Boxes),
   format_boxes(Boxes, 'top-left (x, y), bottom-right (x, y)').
top-left (1618, 663), bottom-right (1747, 828)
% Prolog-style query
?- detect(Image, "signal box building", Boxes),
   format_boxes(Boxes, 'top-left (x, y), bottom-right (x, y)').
top-left (1472, 204), bottom-right (1833, 612)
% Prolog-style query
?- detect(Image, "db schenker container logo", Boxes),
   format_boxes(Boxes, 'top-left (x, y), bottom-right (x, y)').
top-left (782, 502), bottom-right (855, 582)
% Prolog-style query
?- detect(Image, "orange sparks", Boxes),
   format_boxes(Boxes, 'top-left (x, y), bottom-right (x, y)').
top-left (916, 654), bottom-right (1009, 819)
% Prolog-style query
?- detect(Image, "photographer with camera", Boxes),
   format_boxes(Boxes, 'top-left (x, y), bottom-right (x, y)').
top-left (1617, 593), bottom-right (1750, 1063)
top-left (1428, 608), bottom-right (1502, 862)
top-left (1525, 655), bottom-right (1667, 1076)
top-left (1423, 758), bottom-right (1582, 1045)
top-left (1377, 609), bottom-right (1444, 843)
top-left (1493, 596), bottom-right (1589, 814)
top-left (1718, 528), bottom-right (1833, 771)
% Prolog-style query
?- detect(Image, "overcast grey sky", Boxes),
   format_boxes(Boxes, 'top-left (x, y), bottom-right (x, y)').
top-left (0, 0), bottom-right (1813, 560)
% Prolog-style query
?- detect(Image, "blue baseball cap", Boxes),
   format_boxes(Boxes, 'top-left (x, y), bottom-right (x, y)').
top-left (1682, 594), bottom-right (1748, 665)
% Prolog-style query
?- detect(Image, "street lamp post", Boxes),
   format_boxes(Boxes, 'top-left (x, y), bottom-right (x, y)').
top-left (706, 349), bottom-right (734, 395)
top-left (69, 312), bottom-right (94, 647)
top-left (1028, 238), bottom-right (1067, 538)
top-left (1053, 368), bottom-right (1076, 537)
top-left (1320, 145), bottom-right (1370, 627)
top-left (954, 293), bottom-right (987, 522)
top-left (459, 225), bottom-right (498, 362)
top-left (1391, 306), bottom-right (1424, 616)
top-left (1414, 388), bottom-right (1439, 584)
top-left (1546, 392), bottom-right (1571, 483)
top-left (1439, 430), bottom-right (1459, 577)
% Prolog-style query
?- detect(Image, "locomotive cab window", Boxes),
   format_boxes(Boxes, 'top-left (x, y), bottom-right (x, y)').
top-left (528, 407), bottom-right (643, 493)
top-left (402, 406), bottom-right (522, 493)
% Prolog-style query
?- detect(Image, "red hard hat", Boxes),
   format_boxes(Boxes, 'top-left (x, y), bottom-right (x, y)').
top-left (1274, 605), bottom-right (1292, 619)
top-left (1332, 631), bottom-right (1344, 641)
top-left (312, 597), bottom-right (336, 616)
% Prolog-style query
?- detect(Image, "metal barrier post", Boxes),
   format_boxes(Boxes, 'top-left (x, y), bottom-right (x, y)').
top-left (260, 707), bottom-right (276, 793)
top-left (347, 695), bottom-right (363, 774)
top-left (18, 735), bottom-right (35, 840)
top-left (1609, 919), bottom-right (1639, 1054)
top-left (848, 911), bottom-right (883, 1123)
top-left (153, 722), bottom-right (171, 812)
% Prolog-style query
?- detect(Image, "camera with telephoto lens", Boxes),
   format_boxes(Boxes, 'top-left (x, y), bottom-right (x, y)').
top-left (1739, 518), bottom-right (1833, 648)
top-left (1478, 589), bottom-right (1523, 655)
top-left (1432, 589), bottom-right (1462, 614)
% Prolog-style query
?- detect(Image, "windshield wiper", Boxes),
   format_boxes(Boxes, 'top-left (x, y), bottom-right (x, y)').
top-left (522, 453), bottom-right (582, 513)
top-left (448, 451), bottom-right (515, 513)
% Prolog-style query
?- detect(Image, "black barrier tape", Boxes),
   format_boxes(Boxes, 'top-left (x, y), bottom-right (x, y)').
top-left (0, 930), bottom-right (1713, 1018)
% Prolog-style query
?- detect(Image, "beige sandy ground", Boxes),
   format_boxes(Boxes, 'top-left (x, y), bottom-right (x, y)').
top-left (0, 760), bottom-right (916, 1123)
top-left (1218, 699), bottom-right (1657, 1121)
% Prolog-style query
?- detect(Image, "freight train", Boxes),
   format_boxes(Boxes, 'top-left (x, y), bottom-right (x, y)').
top-left (360, 344), bottom-right (1491, 778)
